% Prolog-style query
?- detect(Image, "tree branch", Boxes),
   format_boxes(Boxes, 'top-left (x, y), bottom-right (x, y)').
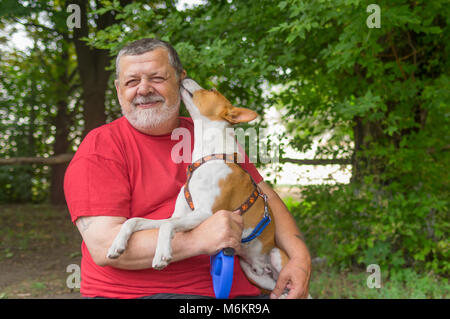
top-left (406, 30), bottom-right (417, 81)
top-left (387, 31), bottom-right (408, 81)
top-left (12, 17), bottom-right (57, 35)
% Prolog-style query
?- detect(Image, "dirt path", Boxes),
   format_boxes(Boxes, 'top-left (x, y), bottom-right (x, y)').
top-left (0, 204), bottom-right (82, 299)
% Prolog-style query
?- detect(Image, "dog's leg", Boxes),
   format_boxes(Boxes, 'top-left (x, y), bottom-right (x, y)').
top-left (269, 247), bottom-right (288, 278)
top-left (239, 259), bottom-right (277, 291)
top-left (268, 247), bottom-right (291, 298)
top-left (107, 218), bottom-right (167, 259)
top-left (107, 187), bottom-right (191, 259)
top-left (152, 210), bottom-right (211, 269)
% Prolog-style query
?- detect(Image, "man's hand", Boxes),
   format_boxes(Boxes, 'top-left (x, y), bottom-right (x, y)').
top-left (256, 181), bottom-right (312, 299)
top-left (191, 210), bottom-right (244, 256)
top-left (270, 257), bottom-right (311, 299)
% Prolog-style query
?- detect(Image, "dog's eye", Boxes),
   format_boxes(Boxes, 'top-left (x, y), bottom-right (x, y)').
top-left (209, 88), bottom-right (217, 92)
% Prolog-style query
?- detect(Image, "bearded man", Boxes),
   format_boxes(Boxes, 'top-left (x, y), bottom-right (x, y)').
top-left (64, 38), bottom-right (311, 299)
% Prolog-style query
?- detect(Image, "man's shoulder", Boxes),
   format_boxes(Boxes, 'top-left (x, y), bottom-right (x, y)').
top-left (75, 117), bottom-right (127, 157)
top-left (87, 117), bottom-right (126, 136)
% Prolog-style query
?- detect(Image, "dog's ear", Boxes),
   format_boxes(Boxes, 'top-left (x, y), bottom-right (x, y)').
top-left (222, 107), bottom-right (258, 124)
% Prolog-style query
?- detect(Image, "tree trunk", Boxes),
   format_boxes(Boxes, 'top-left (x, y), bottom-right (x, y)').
top-left (351, 116), bottom-right (386, 184)
top-left (50, 45), bottom-right (72, 205)
top-left (51, 100), bottom-right (71, 205)
top-left (71, 0), bottom-right (114, 137)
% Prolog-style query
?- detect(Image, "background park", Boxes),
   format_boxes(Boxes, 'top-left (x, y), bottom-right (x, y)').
top-left (0, 0), bottom-right (448, 298)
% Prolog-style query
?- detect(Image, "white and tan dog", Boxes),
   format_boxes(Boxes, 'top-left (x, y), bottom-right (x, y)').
top-left (107, 78), bottom-right (290, 295)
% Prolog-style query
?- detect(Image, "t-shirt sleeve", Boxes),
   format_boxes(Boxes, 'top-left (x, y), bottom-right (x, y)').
top-left (64, 132), bottom-right (131, 224)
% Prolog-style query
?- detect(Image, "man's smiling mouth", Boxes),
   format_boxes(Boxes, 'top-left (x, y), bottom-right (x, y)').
top-left (133, 95), bottom-right (165, 108)
top-left (136, 101), bottom-right (162, 108)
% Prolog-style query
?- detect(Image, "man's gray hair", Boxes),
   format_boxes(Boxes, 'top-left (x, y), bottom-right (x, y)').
top-left (115, 38), bottom-right (183, 78)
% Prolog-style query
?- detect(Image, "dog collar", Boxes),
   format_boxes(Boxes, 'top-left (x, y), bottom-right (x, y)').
top-left (184, 153), bottom-right (262, 215)
top-left (241, 193), bottom-right (271, 243)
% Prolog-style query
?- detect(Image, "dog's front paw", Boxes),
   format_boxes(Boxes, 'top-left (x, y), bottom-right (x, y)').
top-left (107, 238), bottom-right (127, 259)
top-left (278, 292), bottom-right (289, 299)
top-left (152, 223), bottom-right (174, 270)
top-left (152, 245), bottom-right (173, 270)
top-left (277, 289), bottom-right (290, 299)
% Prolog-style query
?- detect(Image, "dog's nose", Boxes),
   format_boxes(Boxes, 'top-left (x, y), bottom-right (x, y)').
top-left (181, 78), bottom-right (204, 96)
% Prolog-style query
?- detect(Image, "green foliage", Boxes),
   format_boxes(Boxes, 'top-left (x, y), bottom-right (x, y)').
top-left (0, 1), bottom-right (83, 203)
top-left (286, 182), bottom-right (449, 275)
top-left (0, 50), bottom-right (54, 203)
top-left (311, 266), bottom-right (449, 298)
top-left (268, 0), bottom-right (449, 166)
top-left (0, 0), bottom-right (448, 276)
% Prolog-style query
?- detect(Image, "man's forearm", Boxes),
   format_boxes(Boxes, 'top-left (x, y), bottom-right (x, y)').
top-left (103, 229), bottom-right (200, 270)
top-left (270, 196), bottom-right (310, 262)
top-left (77, 216), bottom-right (202, 270)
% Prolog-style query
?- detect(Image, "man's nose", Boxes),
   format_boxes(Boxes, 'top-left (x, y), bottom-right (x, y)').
top-left (136, 79), bottom-right (155, 96)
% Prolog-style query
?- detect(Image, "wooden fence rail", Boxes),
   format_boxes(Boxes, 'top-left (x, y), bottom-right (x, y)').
top-left (0, 153), bottom-right (351, 166)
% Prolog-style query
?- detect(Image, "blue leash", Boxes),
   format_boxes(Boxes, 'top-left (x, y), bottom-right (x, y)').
top-left (210, 194), bottom-right (271, 299)
top-left (210, 248), bottom-right (235, 299)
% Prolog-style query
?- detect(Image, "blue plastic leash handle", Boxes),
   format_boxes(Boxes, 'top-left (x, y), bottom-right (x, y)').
top-left (210, 247), bottom-right (235, 299)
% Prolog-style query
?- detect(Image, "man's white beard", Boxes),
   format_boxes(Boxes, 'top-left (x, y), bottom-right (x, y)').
top-left (122, 97), bottom-right (180, 131)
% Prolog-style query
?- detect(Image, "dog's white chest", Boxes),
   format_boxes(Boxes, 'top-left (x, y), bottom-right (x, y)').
top-left (188, 161), bottom-right (232, 212)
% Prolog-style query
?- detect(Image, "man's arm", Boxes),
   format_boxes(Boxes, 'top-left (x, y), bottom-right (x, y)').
top-left (257, 181), bottom-right (312, 299)
top-left (75, 210), bottom-right (244, 270)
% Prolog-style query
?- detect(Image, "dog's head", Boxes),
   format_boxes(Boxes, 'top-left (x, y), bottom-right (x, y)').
top-left (180, 78), bottom-right (257, 124)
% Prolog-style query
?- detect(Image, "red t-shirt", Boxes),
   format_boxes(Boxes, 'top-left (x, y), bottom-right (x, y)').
top-left (64, 116), bottom-right (263, 298)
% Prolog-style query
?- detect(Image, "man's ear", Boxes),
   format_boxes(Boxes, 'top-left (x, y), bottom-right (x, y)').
top-left (114, 79), bottom-right (123, 105)
top-left (180, 69), bottom-right (187, 81)
top-left (222, 107), bottom-right (258, 124)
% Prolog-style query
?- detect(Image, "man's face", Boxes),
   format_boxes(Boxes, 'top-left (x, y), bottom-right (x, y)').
top-left (115, 48), bottom-right (184, 131)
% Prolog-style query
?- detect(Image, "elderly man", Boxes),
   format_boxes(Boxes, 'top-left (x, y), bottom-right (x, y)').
top-left (64, 38), bottom-right (311, 299)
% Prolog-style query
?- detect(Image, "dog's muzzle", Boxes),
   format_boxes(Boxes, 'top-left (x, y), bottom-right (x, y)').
top-left (181, 78), bottom-right (194, 98)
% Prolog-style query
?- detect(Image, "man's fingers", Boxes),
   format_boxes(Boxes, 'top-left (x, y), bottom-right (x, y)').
top-left (206, 210), bottom-right (244, 255)
top-left (286, 283), bottom-right (304, 299)
top-left (230, 210), bottom-right (244, 229)
top-left (270, 275), bottom-right (289, 299)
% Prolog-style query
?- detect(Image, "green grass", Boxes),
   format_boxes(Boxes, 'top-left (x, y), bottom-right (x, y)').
top-left (310, 265), bottom-right (449, 299)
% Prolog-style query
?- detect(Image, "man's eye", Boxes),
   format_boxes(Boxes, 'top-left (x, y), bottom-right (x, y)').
top-left (126, 79), bottom-right (138, 86)
top-left (152, 77), bottom-right (166, 83)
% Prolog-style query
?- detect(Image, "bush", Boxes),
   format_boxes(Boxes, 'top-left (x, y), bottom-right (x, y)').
top-left (285, 183), bottom-right (449, 276)
top-left (310, 266), bottom-right (449, 298)
top-left (0, 165), bottom-right (49, 203)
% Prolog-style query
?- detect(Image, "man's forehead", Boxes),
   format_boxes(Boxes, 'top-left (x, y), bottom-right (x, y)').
top-left (123, 69), bottom-right (168, 78)
top-left (119, 49), bottom-right (171, 76)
